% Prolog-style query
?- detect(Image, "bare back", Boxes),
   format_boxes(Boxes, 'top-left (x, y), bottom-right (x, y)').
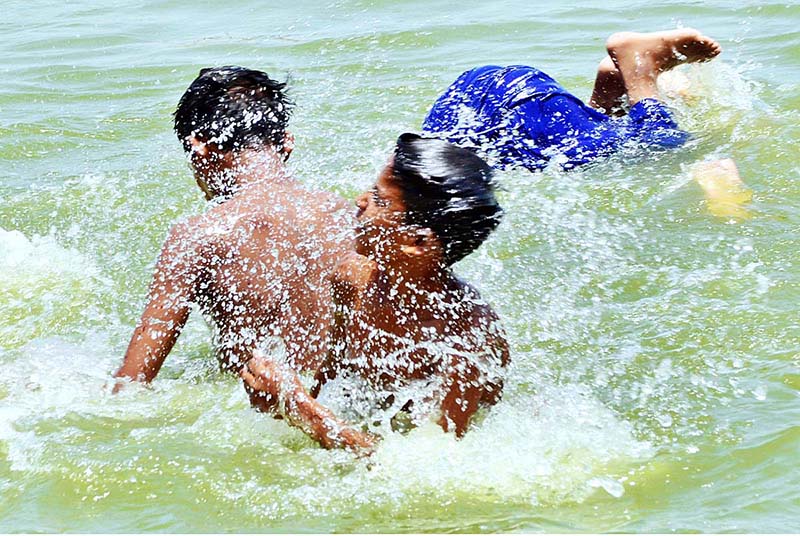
top-left (114, 174), bottom-right (355, 387)
top-left (193, 181), bottom-right (354, 371)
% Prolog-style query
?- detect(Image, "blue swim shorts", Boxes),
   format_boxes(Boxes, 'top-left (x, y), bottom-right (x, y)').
top-left (422, 65), bottom-right (689, 172)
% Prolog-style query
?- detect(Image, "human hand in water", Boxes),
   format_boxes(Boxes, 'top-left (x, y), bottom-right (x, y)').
top-left (239, 353), bottom-right (285, 413)
top-left (240, 354), bottom-right (379, 455)
top-left (107, 374), bottom-right (142, 394)
top-left (109, 378), bottom-right (127, 394)
top-left (334, 425), bottom-right (380, 456)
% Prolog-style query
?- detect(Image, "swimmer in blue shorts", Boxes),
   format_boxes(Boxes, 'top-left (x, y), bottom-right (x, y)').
top-left (423, 29), bottom-right (722, 171)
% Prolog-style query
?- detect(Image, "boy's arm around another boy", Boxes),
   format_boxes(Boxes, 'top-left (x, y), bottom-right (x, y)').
top-left (239, 253), bottom-right (379, 454)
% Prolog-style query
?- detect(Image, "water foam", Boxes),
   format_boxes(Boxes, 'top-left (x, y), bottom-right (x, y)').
top-left (0, 228), bottom-right (109, 349)
top-left (188, 377), bottom-right (654, 521)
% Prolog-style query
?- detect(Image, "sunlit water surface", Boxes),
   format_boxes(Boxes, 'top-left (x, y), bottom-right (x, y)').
top-left (1, 0), bottom-right (799, 532)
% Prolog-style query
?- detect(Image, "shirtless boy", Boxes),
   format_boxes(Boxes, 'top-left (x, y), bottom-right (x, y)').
top-left (422, 29), bottom-right (724, 171)
top-left (240, 133), bottom-right (510, 448)
top-left (114, 68), bottom-right (508, 452)
top-left (114, 66), bottom-right (355, 392)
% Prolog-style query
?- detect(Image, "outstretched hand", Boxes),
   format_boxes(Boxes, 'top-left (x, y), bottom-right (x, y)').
top-left (239, 354), bottom-right (380, 455)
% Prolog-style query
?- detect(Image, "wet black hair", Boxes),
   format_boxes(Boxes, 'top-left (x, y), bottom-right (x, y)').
top-left (392, 133), bottom-right (503, 266)
top-left (173, 66), bottom-right (294, 153)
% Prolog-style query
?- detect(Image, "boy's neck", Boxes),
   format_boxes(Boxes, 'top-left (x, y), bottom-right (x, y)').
top-left (225, 148), bottom-right (295, 194)
top-left (232, 147), bottom-right (290, 183)
top-left (379, 263), bottom-right (455, 305)
top-left (201, 146), bottom-right (295, 200)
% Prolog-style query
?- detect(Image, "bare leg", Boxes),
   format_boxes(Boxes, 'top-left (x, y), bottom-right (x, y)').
top-left (606, 29), bottom-right (722, 105)
top-left (589, 56), bottom-right (627, 117)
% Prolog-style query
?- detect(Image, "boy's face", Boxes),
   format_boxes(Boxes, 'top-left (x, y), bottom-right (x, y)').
top-left (354, 162), bottom-right (408, 261)
top-left (354, 162), bottom-right (444, 271)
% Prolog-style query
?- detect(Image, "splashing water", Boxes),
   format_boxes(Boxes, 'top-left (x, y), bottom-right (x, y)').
top-left (2, 1), bottom-right (800, 532)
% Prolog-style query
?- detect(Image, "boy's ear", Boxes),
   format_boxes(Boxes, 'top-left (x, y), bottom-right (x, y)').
top-left (400, 228), bottom-right (438, 257)
top-left (188, 135), bottom-right (209, 157)
top-left (282, 131), bottom-right (295, 161)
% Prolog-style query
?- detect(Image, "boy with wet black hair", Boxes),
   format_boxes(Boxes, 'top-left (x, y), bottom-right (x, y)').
top-left (116, 65), bottom-right (508, 452)
top-left (114, 66), bottom-right (354, 394)
top-left (174, 66), bottom-right (293, 155)
top-left (389, 132), bottom-right (503, 265)
top-left (241, 133), bottom-right (510, 450)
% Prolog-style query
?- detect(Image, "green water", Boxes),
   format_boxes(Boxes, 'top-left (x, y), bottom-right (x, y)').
top-left (1, 0), bottom-right (799, 532)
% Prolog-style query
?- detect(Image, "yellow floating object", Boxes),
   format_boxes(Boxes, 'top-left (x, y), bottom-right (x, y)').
top-left (691, 159), bottom-right (752, 219)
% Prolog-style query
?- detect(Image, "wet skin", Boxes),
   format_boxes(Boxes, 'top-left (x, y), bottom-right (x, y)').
top-left (242, 162), bottom-right (510, 447)
top-left (116, 142), bottom-right (508, 452)
top-left (114, 146), bottom-right (354, 390)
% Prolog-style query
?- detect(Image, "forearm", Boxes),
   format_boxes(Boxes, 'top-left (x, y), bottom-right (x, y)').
top-left (281, 385), bottom-right (363, 450)
top-left (438, 354), bottom-right (506, 437)
top-left (114, 223), bottom-right (198, 388)
top-left (114, 312), bottom-right (188, 387)
top-left (242, 357), bottom-right (376, 452)
top-left (115, 328), bottom-right (166, 382)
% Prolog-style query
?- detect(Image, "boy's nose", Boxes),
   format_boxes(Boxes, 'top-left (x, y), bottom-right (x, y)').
top-left (355, 192), bottom-right (368, 213)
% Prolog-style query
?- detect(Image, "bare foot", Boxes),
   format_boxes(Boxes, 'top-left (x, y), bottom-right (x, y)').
top-left (608, 28), bottom-right (721, 72)
top-left (607, 28), bottom-right (721, 103)
top-left (692, 158), bottom-right (745, 196)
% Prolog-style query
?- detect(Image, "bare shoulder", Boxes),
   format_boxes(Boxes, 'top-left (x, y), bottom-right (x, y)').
top-left (272, 184), bottom-right (349, 218)
top-left (312, 189), bottom-right (351, 214)
top-left (162, 215), bottom-right (206, 253)
top-left (454, 280), bottom-right (499, 321)
top-left (453, 279), bottom-right (510, 366)
top-left (193, 197), bottom-right (272, 243)
top-left (156, 214), bottom-right (219, 275)
top-left (311, 190), bottom-right (355, 231)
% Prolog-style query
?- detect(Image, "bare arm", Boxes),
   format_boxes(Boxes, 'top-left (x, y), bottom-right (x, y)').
top-left (113, 223), bottom-right (201, 389)
top-left (240, 355), bottom-right (377, 453)
top-left (309, 281), bottom-right (349, 398)
top-left (241, 255), bottom-right (378, 453)
top-left (311, 253), bottom-right (373, 398)
top-left (438, 305), bottom-right (510, 437)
